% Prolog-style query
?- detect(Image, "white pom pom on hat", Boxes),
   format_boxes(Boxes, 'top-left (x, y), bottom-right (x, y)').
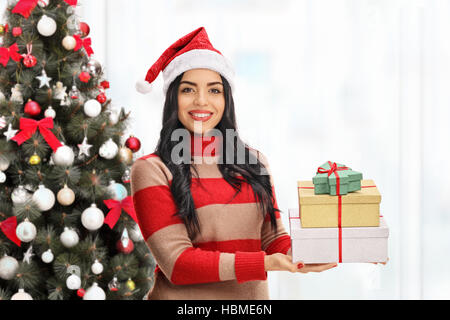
top-left (135, 79), bottom-right (153, 94)
top-left (136, 27), bottom-right (235, 95)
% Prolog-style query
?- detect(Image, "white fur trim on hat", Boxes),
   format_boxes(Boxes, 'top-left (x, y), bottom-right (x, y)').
top-left (162, 49), bottom-right (235, 94)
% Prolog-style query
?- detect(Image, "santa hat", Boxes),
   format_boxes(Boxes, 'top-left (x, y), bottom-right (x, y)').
top-left (136, 27), bottom-right (235, 95)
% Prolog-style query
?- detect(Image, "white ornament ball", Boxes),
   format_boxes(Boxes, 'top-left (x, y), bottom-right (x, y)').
top-left (81, 203), bottom-right (104, 231)
top-left (0, 255), bottom-right (19, 280)
top-left (62, 35), bottom-right (76, 50)
top-left (60, 227), bottom-right (79, 248)
top-left (107, 180), bottom-right (127, 201)
top-left (32, 185), bottom-right (55, 211)
top-left (66, 273), bottom-right (81, 290)
top-left (91, 259), bottom-right (103, 275)
top-left (52, 145), bottom-right (75, 166)
top-left (41, 249), bottom-right (54, 263)
top-left (11, 289), bottom-right (33, 300)
top-left (0, 171), bottom-right (6, 183)
top-left (83, 282), bottom-right (106, 300)
top-left (57, 185), bottom-right (75, 206)
top-left (15, 218), bottom-right (37, 243)
top-left (99, 138), bottom-right (119, 160)
top-left (37, 15), bottom-right (57, 37)
top-left (129, 223), bottom-right (144, 242)
top-left (0, 156), bottom-right (10, 171)
top-left (11, 185), bottom-right (31, 205)
top-left (44, 106), bottom-right (56, 119)
top-left (87, 58), bottom-right (102, 76)
top-left (83, 99), bottom-right (102, 118)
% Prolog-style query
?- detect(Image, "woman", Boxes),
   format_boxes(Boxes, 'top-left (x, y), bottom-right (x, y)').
top-left (131, 27), bottom-right (337, 300)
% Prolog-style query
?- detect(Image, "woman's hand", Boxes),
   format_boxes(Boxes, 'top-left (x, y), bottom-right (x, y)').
top-left (264, 253), bottom-right (337, 273)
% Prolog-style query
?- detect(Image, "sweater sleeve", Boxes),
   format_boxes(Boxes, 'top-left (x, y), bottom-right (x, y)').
top-left (257, 152), bottom-right (292, 255)
top-left (130, 155), bottom-right (267, 285)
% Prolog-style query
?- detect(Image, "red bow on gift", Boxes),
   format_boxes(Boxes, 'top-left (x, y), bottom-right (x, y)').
top-left (12, 0), bottom-right (77, 19)
top-left (317, 161), bottom-right (349, 177)
top-left (103, 196), bottom-right (137, 229)
top-left (11, 117), bottom-right (63, 153)
top-left (0, 216), bottom-right (21, 247)
top-left (0, 44), bottom-right (23, 67)
top-left (74, 35), bottom-right (94, 57)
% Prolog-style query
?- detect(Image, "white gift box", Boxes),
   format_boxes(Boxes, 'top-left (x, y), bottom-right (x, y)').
top-left (289, 208), bottom-right (389, 263)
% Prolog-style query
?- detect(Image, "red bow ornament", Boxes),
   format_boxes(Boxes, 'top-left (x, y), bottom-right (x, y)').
top-left (0, 43), bottom-right (23, 67)
top-left (74, 35), bottom-right (94, 57)
top-left (0, 216), bottom-right (21, 247)
top-left (12, 0), bottom-right (77, 19)
top-left (103, 196), bottom-right (138, 229)
top-left (11, 117), bottom-right (63, 152)
top-left (12, 0), bottom-right (39, 19)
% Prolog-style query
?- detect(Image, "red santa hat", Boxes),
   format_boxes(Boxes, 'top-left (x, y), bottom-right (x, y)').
top-left (136, 27), bottom-right (235, 95)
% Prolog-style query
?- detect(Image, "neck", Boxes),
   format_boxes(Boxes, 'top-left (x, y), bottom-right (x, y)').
top-left (190, 133), bottom-right (221, 157)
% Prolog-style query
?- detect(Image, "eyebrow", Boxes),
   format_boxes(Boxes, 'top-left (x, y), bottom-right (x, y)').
top-left (180, 81), bottom-right (223, 86)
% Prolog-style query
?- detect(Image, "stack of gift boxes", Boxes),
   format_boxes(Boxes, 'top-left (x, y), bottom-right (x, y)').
top-left (289, 161), bottom-right (389, 263)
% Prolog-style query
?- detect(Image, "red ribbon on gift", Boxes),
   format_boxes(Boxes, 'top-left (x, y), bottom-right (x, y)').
top-left (12, 0), bottom-right (77, 18)
top-left (11, 117), bottom-right (63, 152)
top-left (317, 161), bottom-right (349, 177)
top-left (103, 196), bottom-right (138, 229)
top-left (74, 35), bottom-right (94, 56)
top-left (0, 43), bottom-right (23, 67)
top-left (0, 216), bottom-right (21, 247)
top-left (316, 161), bottom-right (350, 263)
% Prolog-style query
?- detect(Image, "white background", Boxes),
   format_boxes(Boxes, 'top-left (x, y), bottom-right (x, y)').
top-left (3, 0), bottom-right (450, 299)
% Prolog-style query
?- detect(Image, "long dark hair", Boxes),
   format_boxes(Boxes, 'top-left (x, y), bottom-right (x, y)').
top-left (155, 73), bottom-right (279, 238)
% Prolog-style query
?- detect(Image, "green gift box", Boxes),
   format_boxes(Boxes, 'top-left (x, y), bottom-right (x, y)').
top-left (312, 161), bottom-right (363, 196)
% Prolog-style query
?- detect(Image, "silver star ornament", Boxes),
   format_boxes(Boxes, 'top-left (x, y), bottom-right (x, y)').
top-left (3, 123), bottom-right (18, 141)
top-left (36, 69), bottom-right (52, 88)
top-left (23, 245), bottom-right (35, 264)
top-left (78, 136), bottom-right (93, 158)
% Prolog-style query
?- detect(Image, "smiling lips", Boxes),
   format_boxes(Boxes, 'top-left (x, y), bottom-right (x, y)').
top-left (188, 110), bottom-right (213, 122)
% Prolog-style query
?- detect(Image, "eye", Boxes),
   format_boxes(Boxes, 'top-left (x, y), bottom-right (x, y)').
top-left (181, 87), bottom-right (194, 93)
top-left (210, 88), bottom-right (221, 94)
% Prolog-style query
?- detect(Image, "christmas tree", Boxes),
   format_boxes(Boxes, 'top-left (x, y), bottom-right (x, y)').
top-left (0, 0), bottom-right (154, 300)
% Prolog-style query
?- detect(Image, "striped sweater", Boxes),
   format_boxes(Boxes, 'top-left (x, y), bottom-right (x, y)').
top-left (130, 137), bottom-right (291, 300)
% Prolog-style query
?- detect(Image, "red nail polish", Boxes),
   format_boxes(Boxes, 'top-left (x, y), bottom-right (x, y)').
top-left (297, 263), bottom-right (304, 269)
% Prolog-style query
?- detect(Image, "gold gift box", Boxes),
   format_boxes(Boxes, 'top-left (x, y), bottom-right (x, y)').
top-left (297, 179), bottom-right (381, 228)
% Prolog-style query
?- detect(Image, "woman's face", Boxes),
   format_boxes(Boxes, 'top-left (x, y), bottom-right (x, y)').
top-left (177, 68), bottom-right (225, 135)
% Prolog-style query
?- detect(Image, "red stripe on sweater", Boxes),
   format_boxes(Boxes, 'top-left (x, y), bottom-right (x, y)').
top-left (170, 247), bottom-right (221, 285)
top-left (138, 153), bottom-right (158, 161)
top-left (132, 185), bottom-right (182, 239)
top-left (194, 239), bottom-right (261, 253)
top-left (191, 178), bottom-right (258, 208)
top-left (264, 235), bottom-right (292, 255)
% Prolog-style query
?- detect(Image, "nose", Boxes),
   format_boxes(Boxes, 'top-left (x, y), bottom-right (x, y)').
top-left (194, 89), bottom-right (208, 106)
